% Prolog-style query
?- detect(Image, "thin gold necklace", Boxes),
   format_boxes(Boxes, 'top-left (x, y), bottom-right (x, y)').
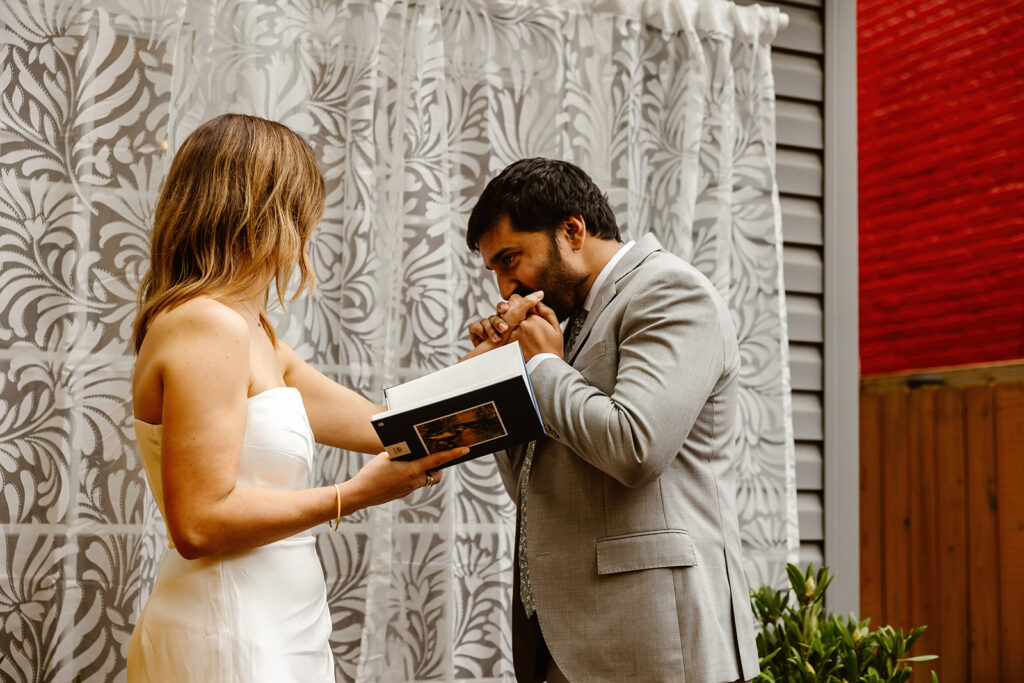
top-left (241, 301), bottom-right (263, 328)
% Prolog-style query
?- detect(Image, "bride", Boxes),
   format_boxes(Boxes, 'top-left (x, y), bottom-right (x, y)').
top-left (127, 113), bottom-right (467, 681)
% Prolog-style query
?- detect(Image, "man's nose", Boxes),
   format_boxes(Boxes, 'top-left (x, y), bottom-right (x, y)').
top-left (496, 276), bottom-right (519, 301)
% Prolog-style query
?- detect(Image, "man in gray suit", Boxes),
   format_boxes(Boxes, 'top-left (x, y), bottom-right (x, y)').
top-left (463, 158), bottom-right (760, 683)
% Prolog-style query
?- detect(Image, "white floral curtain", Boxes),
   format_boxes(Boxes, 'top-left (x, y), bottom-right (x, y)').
top-left (0, 0), bottom-right (795, 680)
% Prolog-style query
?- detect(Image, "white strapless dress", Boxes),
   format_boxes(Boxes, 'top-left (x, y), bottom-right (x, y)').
top-left (128, 387), bottom-right (334, 682)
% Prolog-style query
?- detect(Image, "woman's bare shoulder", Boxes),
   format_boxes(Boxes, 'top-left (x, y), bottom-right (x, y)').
top-left (135, 297), bottom-right (250, 393)
top-left (145, 296), bottom-right (249, 346)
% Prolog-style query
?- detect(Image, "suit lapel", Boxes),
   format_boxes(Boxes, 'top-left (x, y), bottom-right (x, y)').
top-left (566, 233), bottom-right (663, 365)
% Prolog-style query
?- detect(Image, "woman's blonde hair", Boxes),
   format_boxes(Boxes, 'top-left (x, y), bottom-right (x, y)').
top-left (133, 113), bottom-right (325, 352)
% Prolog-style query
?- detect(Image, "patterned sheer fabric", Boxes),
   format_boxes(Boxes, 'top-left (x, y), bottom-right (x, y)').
top-left (0, 0), bottom-right (794, 681)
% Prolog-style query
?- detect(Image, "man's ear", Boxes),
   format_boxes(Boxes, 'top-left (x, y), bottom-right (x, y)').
top-left (563, 215), bottom-right (586, 248)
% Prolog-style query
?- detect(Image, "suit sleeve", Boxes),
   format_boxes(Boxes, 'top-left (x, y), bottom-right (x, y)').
top-left (528, 268), bottom-right (726, 488)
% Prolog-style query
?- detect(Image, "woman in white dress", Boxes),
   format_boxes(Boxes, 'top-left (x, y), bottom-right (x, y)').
top-left (127, 113), bottom-right (468, 681)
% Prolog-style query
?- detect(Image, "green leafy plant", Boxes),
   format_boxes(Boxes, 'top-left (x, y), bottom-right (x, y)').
top-left (751, 563), bottom-right (938, 682)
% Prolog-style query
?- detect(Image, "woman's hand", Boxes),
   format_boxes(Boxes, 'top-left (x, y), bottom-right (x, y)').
top-left (345, 446), bottom-right (470, 510)
top-left (468, 291), bottom-right (545, 346)
top-left (464, 291), bottom-right (545, 361)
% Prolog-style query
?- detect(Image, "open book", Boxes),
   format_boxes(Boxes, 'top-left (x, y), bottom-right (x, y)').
top-left (371, 342), bottom-right (545, 468)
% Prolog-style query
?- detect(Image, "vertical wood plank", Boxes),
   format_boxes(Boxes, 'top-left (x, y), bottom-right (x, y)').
top-left (862, 376), bottom-right (1023, 682)
top-left (860, 392), bottom-right (884, 622)
top-left (965, 385), bottom-right (1001, 680)
top-left (996, 383), bottom-right (1024, 678)
top-left (907, 390), bottom-right (938, 673)
top-left (881, 391), bottom-right (911, 628)
top-left (935, 388), bottom-right (968, 680)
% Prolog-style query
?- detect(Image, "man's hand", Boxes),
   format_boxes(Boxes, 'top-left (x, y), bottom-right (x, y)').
top-left (510, 303), bottom-right (563, 361)
top-left (468, 291), bottom-right (545, 346)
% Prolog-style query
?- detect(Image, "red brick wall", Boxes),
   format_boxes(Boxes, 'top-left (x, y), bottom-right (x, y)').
top-left (858, 0), bottom-right (1024, 376)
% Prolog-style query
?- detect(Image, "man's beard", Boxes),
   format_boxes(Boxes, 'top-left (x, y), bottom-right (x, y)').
top-left (514, 239), bottom-right (588, 321)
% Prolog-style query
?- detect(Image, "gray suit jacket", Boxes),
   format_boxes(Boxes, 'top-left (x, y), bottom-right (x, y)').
top-left (495, 234), bottom-right (760, 683)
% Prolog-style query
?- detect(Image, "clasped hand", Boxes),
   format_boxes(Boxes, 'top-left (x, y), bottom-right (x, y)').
top-left (467, 291), bottom-right (563, 361)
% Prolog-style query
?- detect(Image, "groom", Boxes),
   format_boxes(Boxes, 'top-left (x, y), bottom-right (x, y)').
top-left (463, 158), bottom-right (759, 682)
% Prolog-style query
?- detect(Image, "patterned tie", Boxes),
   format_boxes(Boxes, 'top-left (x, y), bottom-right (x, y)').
top-left (518, 308), bottom-right (587, 618)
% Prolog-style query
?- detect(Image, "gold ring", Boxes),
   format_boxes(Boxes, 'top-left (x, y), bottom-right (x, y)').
top-left (425, 472), bottom-right (435, 487)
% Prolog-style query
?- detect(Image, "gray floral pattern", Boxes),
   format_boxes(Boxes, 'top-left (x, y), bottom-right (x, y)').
top-left (0, 0), bottom-right (793, 680)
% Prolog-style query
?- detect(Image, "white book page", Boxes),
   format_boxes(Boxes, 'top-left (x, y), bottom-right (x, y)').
top-left (379, 342), bottom-right (526, 414)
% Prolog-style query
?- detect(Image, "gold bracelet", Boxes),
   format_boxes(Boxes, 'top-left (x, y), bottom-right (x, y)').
top-left (329, 483), bottom-right (342, 532)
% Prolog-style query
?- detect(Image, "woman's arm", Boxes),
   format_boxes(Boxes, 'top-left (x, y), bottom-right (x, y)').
top-left (275, 342), bottom-right (386, 453)
top-left (152, 300), bottom-right (465, 559)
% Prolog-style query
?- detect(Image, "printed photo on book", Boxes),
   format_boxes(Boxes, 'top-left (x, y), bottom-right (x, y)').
top-left (413, 401), bottom-right (508, 455)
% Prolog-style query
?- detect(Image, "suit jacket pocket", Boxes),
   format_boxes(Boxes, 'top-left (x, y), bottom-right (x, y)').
top-left (595, 529), bottom-right (697, 575)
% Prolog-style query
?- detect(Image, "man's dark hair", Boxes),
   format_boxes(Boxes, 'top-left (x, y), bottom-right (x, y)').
top-left (465, 158), bottom-right (621, 252)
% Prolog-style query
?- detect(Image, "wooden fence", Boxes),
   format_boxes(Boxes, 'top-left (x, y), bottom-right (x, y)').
top-left (860, 363), bottom-right (1024, 682)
